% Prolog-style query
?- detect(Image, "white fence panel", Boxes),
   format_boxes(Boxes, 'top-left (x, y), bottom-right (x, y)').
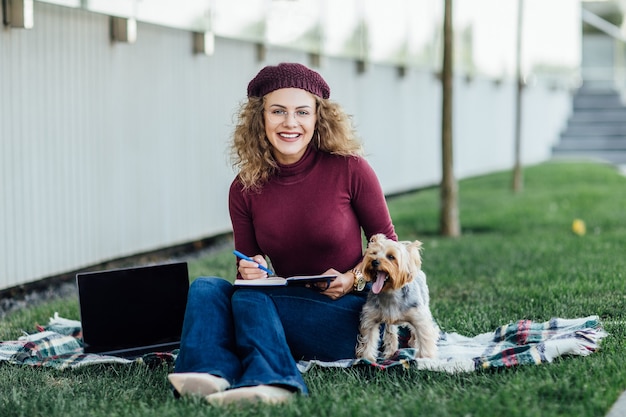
top-left (0, 3), bottom-right (572, 291)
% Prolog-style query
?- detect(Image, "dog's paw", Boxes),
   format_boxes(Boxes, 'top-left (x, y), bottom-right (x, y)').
top-left (355, 351), bottom-right (377, 363)
top-left (418, 344), bottom-right (438, 359)
top-left (382, 348), bottom-right (398, 360)
top-left (355, 340), bottom-right (379, 363)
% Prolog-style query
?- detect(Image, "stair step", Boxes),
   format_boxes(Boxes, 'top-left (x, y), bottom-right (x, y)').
top-left (562, 125), bottom-right (626, 135)
top-left (575, 86), bottom-right (621, 93)
top-left (574, 96), bottom-right (624, 109)
top-left (574, 86), bottom-right (622, 96)
top-left (568, 109), bottom-right (626, 122)
top-left (579, 80), bottom-right (620, 91)
top-left (554, 138), bottom-right (626, 150)
top-left (568, 118), bottom-right (626, 126)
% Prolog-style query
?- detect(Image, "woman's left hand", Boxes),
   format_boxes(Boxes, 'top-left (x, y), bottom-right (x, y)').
top-left (315, 268), bottom-right (352, 300)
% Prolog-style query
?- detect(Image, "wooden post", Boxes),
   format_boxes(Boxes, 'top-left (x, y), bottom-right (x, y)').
top-left (440, 0), bottom-right (461, 237)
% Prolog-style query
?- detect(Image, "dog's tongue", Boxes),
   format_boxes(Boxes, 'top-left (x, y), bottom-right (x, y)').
top-left (372, 272), bottom-right (387, 294)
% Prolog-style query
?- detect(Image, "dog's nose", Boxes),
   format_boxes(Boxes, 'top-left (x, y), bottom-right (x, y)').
top-left (372, 259), bottom-right (380, 268)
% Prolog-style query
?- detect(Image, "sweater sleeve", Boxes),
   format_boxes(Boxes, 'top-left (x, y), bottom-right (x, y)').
top-left (349, 157), bottom-right (398, 242)
top-left (228, 179), bottom-right (263, 266)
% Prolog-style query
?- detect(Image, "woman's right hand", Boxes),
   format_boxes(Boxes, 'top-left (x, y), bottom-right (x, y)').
top-left (315, 268), bottom-right (353, 300)
top-left (237, 255), bottom-right (270, 280)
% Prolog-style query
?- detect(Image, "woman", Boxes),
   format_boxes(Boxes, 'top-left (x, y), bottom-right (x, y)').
top-left (168, 62), bottom-right (397, 405)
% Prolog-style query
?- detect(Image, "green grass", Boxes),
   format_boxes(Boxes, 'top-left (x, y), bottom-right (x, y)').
top-left (1, 160), bottom-right (625, 417)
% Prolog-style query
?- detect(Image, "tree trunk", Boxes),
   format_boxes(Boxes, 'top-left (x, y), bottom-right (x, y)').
top-left (440, 0), bottom-right (461, 237)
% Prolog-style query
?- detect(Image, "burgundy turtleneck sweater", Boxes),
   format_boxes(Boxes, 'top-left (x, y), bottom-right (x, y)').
top-left (228, 146), bottom-right (397, 278)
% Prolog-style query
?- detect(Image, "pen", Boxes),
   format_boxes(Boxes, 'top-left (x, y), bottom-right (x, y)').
top-left (233, 250), bottom-right (274, 275)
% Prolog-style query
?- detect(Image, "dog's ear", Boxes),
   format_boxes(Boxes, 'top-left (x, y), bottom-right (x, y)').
top-left (369, 233), bottom-right (385, 245)
top-left (406, 240), bottom-right (423, 269)
top-left (392, 244), bottom-right (417, 288)
top-left (407, 239), bottom-right (423, 251)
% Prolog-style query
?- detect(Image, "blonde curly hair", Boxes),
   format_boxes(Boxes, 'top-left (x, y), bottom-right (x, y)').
top-left (230, 96), bottom-right (364, 191)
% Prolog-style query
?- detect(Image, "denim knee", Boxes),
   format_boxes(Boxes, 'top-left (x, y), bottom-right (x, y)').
top-left (188, 277), bottom-right (233, 302)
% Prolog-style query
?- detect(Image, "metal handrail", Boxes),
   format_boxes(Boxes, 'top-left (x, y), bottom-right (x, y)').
top-left (581, 9), bottom-right (626, 42)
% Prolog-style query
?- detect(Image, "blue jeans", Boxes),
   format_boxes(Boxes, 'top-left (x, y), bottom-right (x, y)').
top-left (173, 277), bottom-right (367, 394)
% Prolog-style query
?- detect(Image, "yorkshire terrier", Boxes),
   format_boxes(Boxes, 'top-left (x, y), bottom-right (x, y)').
top-left (355, 233), bottom-right (438, 362)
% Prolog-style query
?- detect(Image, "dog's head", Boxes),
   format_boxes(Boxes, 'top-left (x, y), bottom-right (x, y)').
top-left (362, 233), bottom-right (423, 294)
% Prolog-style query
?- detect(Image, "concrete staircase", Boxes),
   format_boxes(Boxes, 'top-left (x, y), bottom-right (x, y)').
top-left (553, 86), bottom-right (626, 164)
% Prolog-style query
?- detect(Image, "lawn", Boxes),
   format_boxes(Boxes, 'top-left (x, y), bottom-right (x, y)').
top-left (1, 160), bottom-right (624, 417)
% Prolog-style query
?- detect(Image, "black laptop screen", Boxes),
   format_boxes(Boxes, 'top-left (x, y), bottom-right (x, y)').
top-left (77, 262), bottom-right (189, 353)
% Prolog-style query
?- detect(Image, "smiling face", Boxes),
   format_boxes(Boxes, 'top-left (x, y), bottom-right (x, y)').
top-left (263, 88), bottom-right (318, 165)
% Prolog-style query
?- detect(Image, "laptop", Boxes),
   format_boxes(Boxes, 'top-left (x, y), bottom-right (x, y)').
top-left (76, 261), bottom-right (189, 358)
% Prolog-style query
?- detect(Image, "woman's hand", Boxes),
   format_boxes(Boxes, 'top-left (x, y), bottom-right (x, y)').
top-left (237, 255), bottom-right (270, 280)
top-left (317, 268), bottom-right (353, 300)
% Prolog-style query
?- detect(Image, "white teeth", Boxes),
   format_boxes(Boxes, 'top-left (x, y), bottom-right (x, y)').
top-left (280, 133), bottom-right (299, 138)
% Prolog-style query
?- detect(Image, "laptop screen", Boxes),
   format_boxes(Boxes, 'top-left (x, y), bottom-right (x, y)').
top-left (77, 262), bottom-right (189, 355)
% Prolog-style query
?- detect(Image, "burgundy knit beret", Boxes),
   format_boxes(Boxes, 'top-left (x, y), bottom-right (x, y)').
top-left (247, 62), bottom-right (330, 99)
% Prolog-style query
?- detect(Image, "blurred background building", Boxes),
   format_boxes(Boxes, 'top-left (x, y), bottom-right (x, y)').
top-left (553, 0), bottom-right (626, 164)
top-left (1, 0), bottom-right (624, 291)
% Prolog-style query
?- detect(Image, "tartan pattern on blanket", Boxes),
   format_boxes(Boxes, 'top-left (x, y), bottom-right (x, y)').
top-left (303, 316), bottom-right (608, 373)
top-left (0, 315), bottom-right (607, 373)
top-left (0, 331), bottom-right (82, 366)
top-left (0, 315), bottom-right (177, 369)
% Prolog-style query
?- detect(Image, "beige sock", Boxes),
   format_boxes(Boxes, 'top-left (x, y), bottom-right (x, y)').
top-left (168, 373), bottom-right (230, 397)
top-left (205, 385), bottom-right (294, 406)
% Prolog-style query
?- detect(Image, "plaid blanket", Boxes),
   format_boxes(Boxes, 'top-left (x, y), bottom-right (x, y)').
top-left (0, 314), bottom-right (177, 369)
top-left (298, 316), bottom-right (608, 373)
top-left (0, 314), bottom-right (607, 373)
